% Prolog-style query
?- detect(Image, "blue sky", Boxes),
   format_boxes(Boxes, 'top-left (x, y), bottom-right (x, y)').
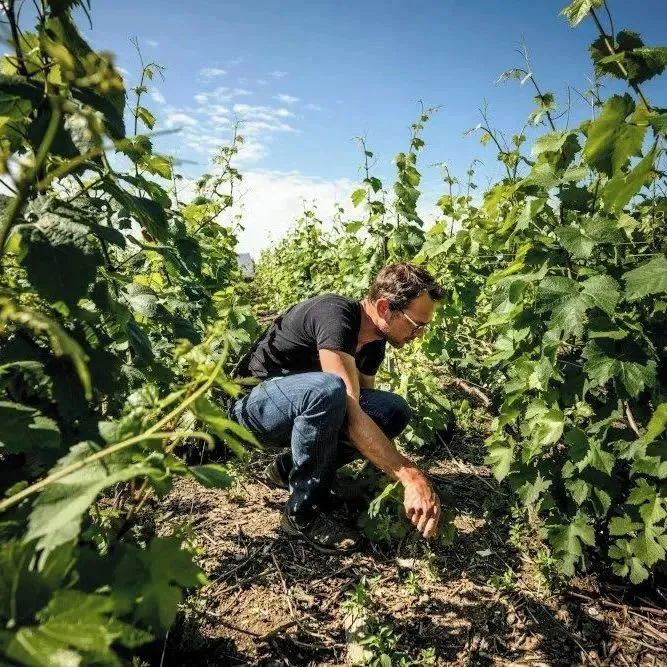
top-left (74, 1), bottom-right (667, 254)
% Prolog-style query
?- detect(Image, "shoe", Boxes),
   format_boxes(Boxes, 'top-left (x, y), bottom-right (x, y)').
top-left (280, 510), bottom-right (362, 554)
top-left (263, 458), bottom-right (289, 490)
top-left (263, 456), bottom-right (368, 496)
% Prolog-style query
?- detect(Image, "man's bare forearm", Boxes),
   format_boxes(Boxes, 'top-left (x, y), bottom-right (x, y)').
top-left (344, 397), bottom-right (423, 485)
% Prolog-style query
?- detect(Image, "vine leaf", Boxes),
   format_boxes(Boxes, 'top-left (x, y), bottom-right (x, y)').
top-left (188, 464), bottom-right (233, 489)
top-left (583, 94), bottom-right (646, 176)
top-left (582, 340), bottom-right (656, 397)
top-left (18, 215), bottom-right (101, 306)
top-left (560, 0), bottom-right (603, 27)
top-left (602, 145), bottom-right (658, 212)
top-left (0, 402), bottom-right (61, 454)
top-left (192, 396), bottom-right (259, 459)
top-left (547, 512), bottom-right (595, 575)
top-left (623, 255), bottom-right (667, 301)
top-left (25, 442), bottom-right (164, 556)
top-left (591, 31), bottom-right (667, 85)
top-left (114, 537), bottom-right (206, 633)
top-left (0, 298), bottom-right (92, 399)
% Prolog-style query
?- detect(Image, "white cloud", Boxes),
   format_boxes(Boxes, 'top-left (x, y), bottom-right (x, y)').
top-left (274, 93), bottom-right (299, 104)
top-left (146, 39), bottom-right (159, 47)
top-left (200, 67), bottom-right (227, 79)
top-left (257, 79), bottom-right (268, 85)
top-left (194, 93), bottom-right (208, 105)
top-left (149, 89), bottom-right (166, 104)
top-left (270, 70), bottom-right (288, 78)
top-left (232, 171), bottom-right (357, 257)
top-left (165, 112), bottom-right (198, 128)
top-left (236, 138), bottom-right (268, 164)
top-left (305, 103), bottom-right (322, 111)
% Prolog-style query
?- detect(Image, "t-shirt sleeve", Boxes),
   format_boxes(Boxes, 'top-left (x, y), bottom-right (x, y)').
top-left (356, 340), bottom-right (386, 375)
top-left (304, 297), bottom-right (359, 356)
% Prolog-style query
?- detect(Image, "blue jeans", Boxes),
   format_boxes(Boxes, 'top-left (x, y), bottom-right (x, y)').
top-left (229, 372), bottom-right (411, 522)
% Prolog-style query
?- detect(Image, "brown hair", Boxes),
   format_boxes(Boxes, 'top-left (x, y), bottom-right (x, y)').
top-left (367, 262), bottom-right (443, 311)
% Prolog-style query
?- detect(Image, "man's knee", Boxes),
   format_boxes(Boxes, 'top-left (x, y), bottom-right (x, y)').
top-left (379, 393), bottom-right (411, 439)
top-left (306, 372), bottom-right (347, 414)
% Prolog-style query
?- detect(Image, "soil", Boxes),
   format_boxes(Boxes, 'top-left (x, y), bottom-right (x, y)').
top-left (151, 424), bottom-right (667, 666)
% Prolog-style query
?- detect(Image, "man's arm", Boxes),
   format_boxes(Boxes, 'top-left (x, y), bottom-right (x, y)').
top-left (359, 371), bottom-right (375, 390)
top-left (318, 348), bottom-right (440, 538)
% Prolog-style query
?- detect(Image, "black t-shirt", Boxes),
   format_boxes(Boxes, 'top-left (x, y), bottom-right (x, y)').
top-left (238, 294), bottom-right (386, 379)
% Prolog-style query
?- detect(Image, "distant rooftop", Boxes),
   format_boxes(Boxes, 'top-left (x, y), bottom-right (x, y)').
top-left (236, 253), bottom-right (255, 280)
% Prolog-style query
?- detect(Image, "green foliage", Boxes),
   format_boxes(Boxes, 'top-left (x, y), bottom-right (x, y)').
top-left (0, 2), bottom-right (259, 661)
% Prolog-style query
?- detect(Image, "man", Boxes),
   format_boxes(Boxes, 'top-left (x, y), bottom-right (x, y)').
top-left (229, 262), bottom-right (443, 553)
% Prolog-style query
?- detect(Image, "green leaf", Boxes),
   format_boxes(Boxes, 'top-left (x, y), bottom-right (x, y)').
top-left (5, 627), bottom-right (82, 667)
top-left (581, 274), bottom-right (620, 316)
top-left (104, 181), bottom-right (169, 241)
top-left (124, 284), bottom-right (159, 318)
top-left (623, 255), bottom-right (667, 301)
top-left (25, 442), bottom-right (163, 555)
top-left (192, 396), bottom-right (259, 459)
top-left (639, 403), bottom-right (667, 444)
top-left (532, 130), bottom-right (574, 155)
top-left (547, 512), bottom-right (595, 562)
top-left (0, 540), bottom-right (51, 625)
top-left (560, 0), bottom-right (603, 27)
top-left (609, 515), bottom-right (643, 536)
top-left (189, 463), bottom-right (233, 489)
top-left (583, 94), bottom-right (646, 176)
top-left (631, 527), bottom-right (666, 567)
top-left (18, 215), bottom-right (101, 306)
top-left (114, 537), bottom-right (206, 633)
top-left (592, 32), bottom-right (667, 85)
top-left (536, 276), bottom-right (591, 339)
top-left (583, 340), bottom-right (656, 397)
top-left (557, 225), bottom-right (595, 259)
top-left (139, 154), bottom-right (172, 179)
top-left (485, 437), bottom-right (514, 482)
top-left (351, 188), bottom-right (366, 207)
top-left (135, 105), bottom-right (155, 130)
top-left (0, 401), bottom-right (61, 454)
top-left (0, 299), bottom-right (91, 399)
top-left (602, 145), bottom-right (658, 212)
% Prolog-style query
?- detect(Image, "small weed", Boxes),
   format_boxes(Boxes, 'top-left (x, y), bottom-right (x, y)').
top-left (488, 567), bottom-right (518, 592)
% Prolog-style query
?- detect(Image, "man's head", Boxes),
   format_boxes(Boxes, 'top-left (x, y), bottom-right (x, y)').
top-left (365, 263), bottom-right (444, 348)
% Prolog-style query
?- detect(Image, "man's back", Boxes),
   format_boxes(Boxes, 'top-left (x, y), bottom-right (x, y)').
top-left (240, 293), bottom-right (385, 379)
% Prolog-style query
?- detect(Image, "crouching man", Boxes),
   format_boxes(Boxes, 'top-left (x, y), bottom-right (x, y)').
top-left (229, 263), bottom-right (443, 553)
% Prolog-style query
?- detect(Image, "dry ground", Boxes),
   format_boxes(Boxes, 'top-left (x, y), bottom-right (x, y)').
top-left (148, 427), bottom-right (667, 666)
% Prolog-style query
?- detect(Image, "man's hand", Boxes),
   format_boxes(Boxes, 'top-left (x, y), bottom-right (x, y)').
top-left (402, 471), bottom-right (441, 539)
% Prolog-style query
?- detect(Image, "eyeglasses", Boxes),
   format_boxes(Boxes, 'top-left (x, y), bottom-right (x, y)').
top-left (399, 310), bottom-right (429, 333)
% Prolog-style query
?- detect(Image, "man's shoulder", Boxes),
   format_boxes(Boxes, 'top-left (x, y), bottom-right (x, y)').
top-left (290, 293), bottom-right (358, 314)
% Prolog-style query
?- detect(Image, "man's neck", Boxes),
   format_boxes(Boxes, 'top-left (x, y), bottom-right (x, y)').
top-left (357, 299), bottom-right (384, 348)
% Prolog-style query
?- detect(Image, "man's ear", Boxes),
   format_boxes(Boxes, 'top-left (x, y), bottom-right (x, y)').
top-left (376, 297), bottom-right (392, 320)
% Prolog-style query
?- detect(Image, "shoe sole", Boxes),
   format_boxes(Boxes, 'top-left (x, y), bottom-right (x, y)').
top-left (279, 515), bottom-right (358, 555)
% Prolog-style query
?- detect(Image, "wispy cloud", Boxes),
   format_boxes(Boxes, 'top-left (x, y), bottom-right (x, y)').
top-left (257, 79), bottom-right (268, 86)
top-left (199, 67), bottom-right (227, 79)
top-left (305, 103), bottom-right (322, 111)
top-left (146, 39), bottom-right (159, 47)
top-left (165, 112), bottom-right (198, 128)
top-left (270, 70), bottom-right (288, 79)
top-left (149, 89), bottom-right (166, 105)
top-left (274, 93), bottom-right (299, 105)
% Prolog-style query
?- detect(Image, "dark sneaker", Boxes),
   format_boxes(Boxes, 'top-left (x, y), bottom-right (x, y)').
top-left (280, 510), bottom-right (362, 554)
top-left (263, 458), bottom-right (289, 489)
